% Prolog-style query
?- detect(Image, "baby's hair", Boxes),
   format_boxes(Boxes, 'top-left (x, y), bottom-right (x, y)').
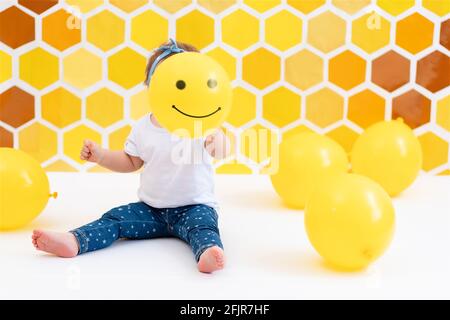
top-left (144, 40), bottom-right (199, 86)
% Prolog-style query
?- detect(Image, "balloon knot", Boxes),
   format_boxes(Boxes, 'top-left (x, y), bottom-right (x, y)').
top-left (49, 192), bottom-right (58, 199)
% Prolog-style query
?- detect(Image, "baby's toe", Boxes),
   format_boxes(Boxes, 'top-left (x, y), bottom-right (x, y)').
top-left (36, 238), bottom-right (47, 250)
top-left (32, 230), bottom-right (43, 238)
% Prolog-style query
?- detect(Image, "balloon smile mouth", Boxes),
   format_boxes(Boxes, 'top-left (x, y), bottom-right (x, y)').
top-left (172, 105), bottom-right (221, 118)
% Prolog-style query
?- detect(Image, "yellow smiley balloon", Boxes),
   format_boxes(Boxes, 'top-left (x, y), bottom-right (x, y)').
top-left (148, 52), bottom-right (232, 138)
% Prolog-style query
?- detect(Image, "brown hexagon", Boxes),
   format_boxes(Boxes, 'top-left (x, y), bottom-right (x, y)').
top-left (372, 50), bottom-right (410, 92)
top-left (0, 6), bottom-right (35, 49)
top-left (392, 90), bottom-right (431, 129)
top-left (440, 19), bottom-right (450, 50)
top-left (0, 126), bottom-right (13, 147)
top-left (416, 51), bottom-right (450, 93)
top-left (0, 87), bottom-right (35, 128)
top-left (18, 0), bottom-right (58, 14)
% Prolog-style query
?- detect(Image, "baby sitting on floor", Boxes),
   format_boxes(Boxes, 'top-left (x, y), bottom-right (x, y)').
top-left (32, 40), bottom-right (230, 273)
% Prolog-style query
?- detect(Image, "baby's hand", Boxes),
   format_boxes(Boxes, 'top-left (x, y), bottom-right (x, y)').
top-left (80, 139), bottom-right (104, 163)
top-left (205, 134), bottom-right (214, 147)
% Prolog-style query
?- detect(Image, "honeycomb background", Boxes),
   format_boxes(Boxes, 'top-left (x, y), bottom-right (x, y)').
top-left (0, 0), bottom-right (449, 174)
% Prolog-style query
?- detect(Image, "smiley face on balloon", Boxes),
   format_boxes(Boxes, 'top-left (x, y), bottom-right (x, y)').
top-left (148, 52), bottom-right (233, 138)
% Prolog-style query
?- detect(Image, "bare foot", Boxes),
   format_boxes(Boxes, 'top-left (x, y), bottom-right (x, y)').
top-left (32, 230), bottom-right (79, 258)
top-left (197, 246), bottom-right (225, 273)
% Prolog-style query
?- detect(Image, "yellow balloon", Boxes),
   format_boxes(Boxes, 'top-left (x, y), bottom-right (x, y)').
top-left (270, 132), bottom-right (349, 209)
top-left (0, 148), bottom-right (53, 230)
top-left (149, 52), bottom-right (232, 138)
top-left (351, 119), bottom-right (422, 196)
top-left (305, 173), bottom-right (395, 270)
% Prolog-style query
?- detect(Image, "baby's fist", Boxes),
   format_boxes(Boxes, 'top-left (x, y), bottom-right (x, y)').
top-left (80, 139), bottom-right (103, 163)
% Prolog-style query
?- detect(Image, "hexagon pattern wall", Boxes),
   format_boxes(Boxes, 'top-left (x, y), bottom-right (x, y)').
top-left (0, 0), bottom-right (449, 175)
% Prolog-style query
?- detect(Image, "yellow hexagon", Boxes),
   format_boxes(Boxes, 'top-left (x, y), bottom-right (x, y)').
top-left (176, 10), bottom-right (215, 50)
top-left (42, 88), bottom-right (81, 128)
top-left (64, 124), bottom-right (102, 164)
top-left (396, 13), bottom-right (434, 55)
top-left (285, 49), bottom-right (323, 90)
top-left (418, 132), bottom-right (449, 171)
top-left (306, 88), bottom-right (344, 128)
top-left (244, 0), bottom-right (280, 12)
top-left (329, 50), bottom-right (366, 90)
top-left (109, 125), bottom-right (131, 151)
top-left (423, 0), bottom-right (450, 16)
top-left (110, 0), bottom-right (148, 13)
top-left (44, 159), bottom-right (77, 172)
top-left (352, 12), bottom-right (390, 54)
top-left (243, 48), bottom-right (281, 90)
top-left (436, 96), bottom-right (450, 131)
top-left (63, 48), bottom-right (102, 89)
top-left (66, 0), bottom-right (103, 13)
top-left (108, 48), bottom-right (147, 89)
top-left (222, 126), bottom-right (237, 158)
top-left (283, 124), bottom-right (313, 141)
top-left (265, 10), bottom-right (302, 51)
top-left (377, 0), bottom-right (415, 16)
top-left (307, 11), bottom-right (346, 53)
top-left (222, 10), bottom-right (259, 51)
top-left (240, 124), bottom-right (277, 163)
top-left (154, 0), bottom-right (191, 13)
top-left (42, 8), bottom-right (81, 51)
top-left (87, 10), bottom-right (125, 51)
top-left (0, 50), bottom-right (12, 83)
top-left (86, 88), bottom-right (124, 128)
top-left (216, 161), bottom-right (252, 174)
top-left (198, 0), bottom-right (236, 14)
top-left (348, 90), bottom-right (385, 129)
top-left (326, 125), bottom-right (359, 153)
top-left (206, 47), bottom-right (236, 80)
top-left (19, 122), bottom-right (57, 163)
top-left (130, 89), bottom-right (151, 120)
top-left (131, 10), bottom-right (168, 51)
top-left (19, 48), bottom-right (59, 90)
top-left (263, 87), bottom-right (301, 128)
top-left (226, 87), bottom-right (256, 127)
top-left (287, 0), bottom-right (325, 13)
top-left (333, 0), bottom-right (371, 14)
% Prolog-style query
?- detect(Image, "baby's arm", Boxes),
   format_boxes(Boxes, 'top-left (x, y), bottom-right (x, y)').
top-left (80, 140), bottom-right (143, 173)
top-left (204, 129), bottom-right (231, 159)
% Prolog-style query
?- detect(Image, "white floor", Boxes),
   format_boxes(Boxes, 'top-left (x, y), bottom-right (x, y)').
top-left (0, 173), bottom-right (449, 299)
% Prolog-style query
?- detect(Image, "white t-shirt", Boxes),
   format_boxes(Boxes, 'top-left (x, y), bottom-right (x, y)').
top-left (124, 114), bottom-right (217, 209)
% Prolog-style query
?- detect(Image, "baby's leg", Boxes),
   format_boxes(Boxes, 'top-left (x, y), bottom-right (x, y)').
top-left (32, 202), bottom-right (167, 257)
top-left (170, 205), bottom-right (225, 273)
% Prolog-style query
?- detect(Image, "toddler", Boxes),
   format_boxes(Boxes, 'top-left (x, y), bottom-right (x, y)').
top-left (31, 40), bottom-right (229, 273)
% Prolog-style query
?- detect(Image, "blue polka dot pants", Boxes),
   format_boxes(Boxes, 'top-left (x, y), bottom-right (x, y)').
top-left (70, 202), bottom-right (223, 262)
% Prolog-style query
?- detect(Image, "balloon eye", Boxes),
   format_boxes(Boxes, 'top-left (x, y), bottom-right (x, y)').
top-left (176, 80), bottom-right (186, 90)
top-left (207, 79), bottom-right (217, 89)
